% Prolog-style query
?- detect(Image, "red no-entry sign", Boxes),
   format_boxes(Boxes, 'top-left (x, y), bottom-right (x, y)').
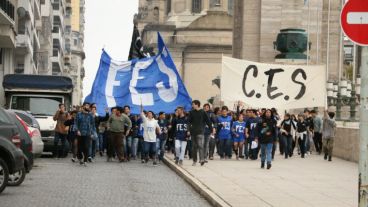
top-left (341, 0), bottom-right (368, 46)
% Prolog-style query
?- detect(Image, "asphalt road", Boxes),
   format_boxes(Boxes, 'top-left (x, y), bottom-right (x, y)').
top-left (0, 157), bottom-right (211, 207)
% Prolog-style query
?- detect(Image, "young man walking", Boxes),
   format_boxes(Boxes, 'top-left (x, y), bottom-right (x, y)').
top-left (188, 100), bottom-right (213, 166)
top-left (322, 110), bottom-right (336, 161)
top-left (172, 107), bottom-right (189, 165)
top-left (74, 103), bottom-right (96, 166)
top-left (311, 110), bottom-right (323, 154)
top-left (107, 107), bottom-right (132, 162)
top-left (53, 103), bottom-right (69, 158)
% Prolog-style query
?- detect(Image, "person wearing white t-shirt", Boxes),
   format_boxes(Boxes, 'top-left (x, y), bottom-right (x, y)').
top-left (140, 105), bottom-right (161, 166)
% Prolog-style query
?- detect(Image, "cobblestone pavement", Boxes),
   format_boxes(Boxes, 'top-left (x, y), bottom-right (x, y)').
top-left (0, 157), bottom-right (210, 207)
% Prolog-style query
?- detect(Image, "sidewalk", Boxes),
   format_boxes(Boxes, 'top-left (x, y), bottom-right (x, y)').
top-left (164, 153), bottom-right (358, 207)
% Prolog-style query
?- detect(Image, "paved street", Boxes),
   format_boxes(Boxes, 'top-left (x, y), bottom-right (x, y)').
top-left (166, 153), bottom-right (358, 207)
top-left (0, 157), bottom-right (210, 207)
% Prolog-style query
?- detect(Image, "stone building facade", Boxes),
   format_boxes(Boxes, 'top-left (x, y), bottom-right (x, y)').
top-left (137, 0), bottom-right (234, 105)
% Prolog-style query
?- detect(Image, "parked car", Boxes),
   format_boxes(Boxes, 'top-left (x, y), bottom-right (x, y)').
top-left (5, 110), bottom-right (34, 186)
top-left (11, 110), bottom-right (44, 157)
top-left (0, 106), bottom-right (21, 143)
top-left (0, 136), bottom-right (25, 194)
top-left (11, 110), bottom-right (40, 129)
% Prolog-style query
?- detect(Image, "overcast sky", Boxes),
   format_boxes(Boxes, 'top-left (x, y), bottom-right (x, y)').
top-left (83, 0), bottom-right (138, 99)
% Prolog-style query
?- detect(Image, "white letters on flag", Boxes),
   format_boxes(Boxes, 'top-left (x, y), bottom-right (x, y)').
top-left (221, 56), bottom-right (326, 109)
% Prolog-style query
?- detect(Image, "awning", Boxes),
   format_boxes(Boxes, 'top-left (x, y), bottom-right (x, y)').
top-left (3, 74), bottom-right (73, 91)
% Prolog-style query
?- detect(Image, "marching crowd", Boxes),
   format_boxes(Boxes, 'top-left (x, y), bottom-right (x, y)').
top-left (52, 100), bottom-right (336, 169)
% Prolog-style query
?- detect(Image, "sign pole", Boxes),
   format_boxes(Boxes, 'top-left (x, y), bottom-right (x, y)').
top-left (359, 46), bottom-right (368, 206)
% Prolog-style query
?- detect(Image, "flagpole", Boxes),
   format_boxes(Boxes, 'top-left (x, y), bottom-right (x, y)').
top-left (325, 0), bottom-right (331, 109)
top-left (307, 0), bottom-right (311, 65)
top-left (316, 7), bottom-right (320, 64)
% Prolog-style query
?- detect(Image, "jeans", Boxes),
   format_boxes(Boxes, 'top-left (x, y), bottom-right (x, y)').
top-left (192, 134), bottom-right (205, 163)
top-left (208, 137), bottom-right (217, 158)
top-left (298, 133), bottom-right (307, 157)
top-left (305, 131), bottom-right (312, 152)
top-left (281, 134), bottom-right (293, 158)
top-left (244, 139), bottom-right (250, 158)
top-left (322, 139), bottom-right (334, 157)
top-left (204, 134), bottom-right (210, 160)
top-left (260, 143), bottom-right (273, 164)
top-left (131, 137), bottom-right (139, 158)
top-left (313, 132), bottom-right (323, 153)
top-left (185, 140), bottom-right (192, 159)
top-left (77, 136), bottom-right (90, 162)
top-left (54, 132), bottom-right (67, 158)
top-left (175, 140), bottom-right (187, 161)
top-left (89, 139), bottom-right (97, 158)
top-left (156, 138), bottom-right (167, 161)
top-left (218, 139), bottom-right (232, 158)
top-left (125, 136), bottom-right (132, 158)
top-left (144, 141), bottom-right (156, 161)
top-left (97, 132), bottom-right (105, 152)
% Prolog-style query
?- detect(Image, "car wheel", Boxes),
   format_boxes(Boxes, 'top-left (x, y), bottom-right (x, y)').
top-left (0, 158), bottom-right (9, 193)
top-left (8, 168), bottom-right (26, 186)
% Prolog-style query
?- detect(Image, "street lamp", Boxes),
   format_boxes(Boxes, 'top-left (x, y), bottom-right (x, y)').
top-left (330, 78), bottom-right (358, 121)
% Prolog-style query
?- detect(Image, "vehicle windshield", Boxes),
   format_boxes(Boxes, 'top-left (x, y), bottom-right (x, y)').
top-left (11, 96), bottom-right (63, 116)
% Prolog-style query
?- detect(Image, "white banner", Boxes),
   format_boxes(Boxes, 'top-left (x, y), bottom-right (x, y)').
top-left (221, 56), bottom-right (326, 109)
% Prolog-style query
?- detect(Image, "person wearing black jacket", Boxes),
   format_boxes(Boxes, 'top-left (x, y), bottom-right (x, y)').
top-left (64, 110), bottom-right (78, 162)
top-left (188, 100), bottom-right (213, 166)
top-left (256, 109), bottom-right (277, 170)
top-left (124, 105), bottom-right (138, 161)
top-left (203, 103), bottom-right (217, 162)
top-left (280, 114), bottom-right (296, 159)
top-left (304, 109), bottom-right (314, 155)
top-left (297, 114), bottom-right (308, 158)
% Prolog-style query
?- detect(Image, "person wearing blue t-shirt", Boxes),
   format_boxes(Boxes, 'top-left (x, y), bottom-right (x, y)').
top-left (245, 109), bottom-right (260, 160)
top-left (172, 107), bottom-right (190, 165)
top-left (232, 114), bottom-right (246, 160)
top-left (217, 106), bottom-right (233, 159)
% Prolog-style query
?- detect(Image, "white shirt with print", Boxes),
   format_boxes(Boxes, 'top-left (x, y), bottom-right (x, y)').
top-left (141, 113), bottom-right (161, 142)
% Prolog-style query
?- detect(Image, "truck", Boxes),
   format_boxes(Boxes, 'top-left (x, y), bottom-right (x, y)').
top-left (3, 74), bottom-right (73, 154)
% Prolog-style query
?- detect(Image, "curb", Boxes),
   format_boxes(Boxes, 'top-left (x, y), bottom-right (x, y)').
top-left (163, 155), bottom-right (231, 207)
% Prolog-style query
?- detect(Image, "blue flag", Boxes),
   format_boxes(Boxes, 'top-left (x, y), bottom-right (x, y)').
top-left (85, 33), bottom-right (192, 115)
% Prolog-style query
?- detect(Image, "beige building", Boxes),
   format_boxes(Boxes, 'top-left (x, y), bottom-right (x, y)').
top-left (137, 0), bottom-right (234, 105)
top-left (68, 0), bottom-right (85, 106)
top-left (233, 0), bottom-right (346, 83)
top-left (0, 0), bottom-right (17, 106)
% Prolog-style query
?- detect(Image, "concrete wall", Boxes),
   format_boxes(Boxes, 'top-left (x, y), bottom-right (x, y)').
top-left (334, 124), bottom-right (359, 163)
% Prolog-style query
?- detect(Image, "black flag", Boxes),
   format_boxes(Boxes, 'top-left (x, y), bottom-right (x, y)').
top-left (128, 25), bottom-right (146, 60)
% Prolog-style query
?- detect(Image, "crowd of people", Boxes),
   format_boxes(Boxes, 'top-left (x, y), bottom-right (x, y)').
top-left (51, 100), bottom-right (337, 169)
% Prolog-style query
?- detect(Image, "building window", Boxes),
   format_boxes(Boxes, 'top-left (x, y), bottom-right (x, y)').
top-left (228, 0), bottom-right (234, 15)
top-left (210, 0), bottom-right (220, 8)
top-left (192, 0), bottom-right (201, 13)
top-left (166, 0), bottom-right (171, 14)
top-left (74, 39), bottom-right (78, 46)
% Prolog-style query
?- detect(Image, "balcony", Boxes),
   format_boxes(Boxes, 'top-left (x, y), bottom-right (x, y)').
top-left (52, 26), bottom-right (63, 49)
top-left (51, 48), bottom-right (62, 75)
top-left (15, 28), bottom-right (32, 55)
top-left (0, 0), bottom-right (15, 25)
